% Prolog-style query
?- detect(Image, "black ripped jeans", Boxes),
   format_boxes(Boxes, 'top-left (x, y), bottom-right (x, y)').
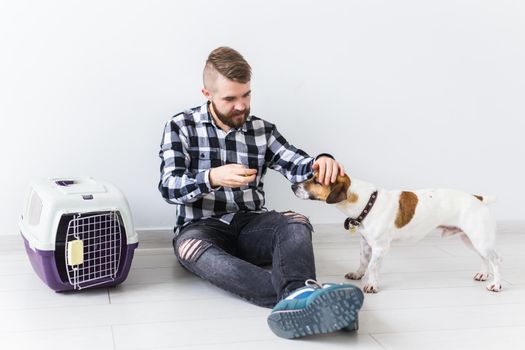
top-left (173, 211), bottom-right (316, 308)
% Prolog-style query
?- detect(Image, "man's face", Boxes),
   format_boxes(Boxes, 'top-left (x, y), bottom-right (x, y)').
top-left (203, 73), bottom-right (251, 129)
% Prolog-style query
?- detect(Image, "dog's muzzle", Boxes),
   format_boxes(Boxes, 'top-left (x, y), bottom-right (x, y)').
top-left (291, 183), bottom-right (311, 199)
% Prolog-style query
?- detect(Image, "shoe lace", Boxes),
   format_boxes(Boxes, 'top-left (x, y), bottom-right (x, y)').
top-left (305, 279), bottom-right (323, 289)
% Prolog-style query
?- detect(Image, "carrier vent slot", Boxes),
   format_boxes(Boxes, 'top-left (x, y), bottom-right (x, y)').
top-left (55, 180), bottom-right (75, 186)
top-left (27, 189), bottom-right (43, 226)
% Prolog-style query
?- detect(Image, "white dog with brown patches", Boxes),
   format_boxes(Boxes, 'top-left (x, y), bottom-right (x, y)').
top-left (291, 173), bottom-right (502, 293)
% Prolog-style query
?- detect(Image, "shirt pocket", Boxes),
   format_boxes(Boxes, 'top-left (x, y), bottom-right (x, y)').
top-left (238, 155), bottom-right (257, 170)
top-left (188, 148), bottom-right (222, 171)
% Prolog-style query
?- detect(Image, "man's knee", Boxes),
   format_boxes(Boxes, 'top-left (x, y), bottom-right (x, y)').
top-left (279, 210), bottom-right (314, 233)
top-left (175, 238), bottom-right (212, 263)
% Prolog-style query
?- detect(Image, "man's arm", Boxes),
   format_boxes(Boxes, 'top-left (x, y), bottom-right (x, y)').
top-left (158, 119), bottom-right (215, 204)
top-left (265, 124), bottom-right (316, 182)
top-left (266, 124), bottom-right (345, 184)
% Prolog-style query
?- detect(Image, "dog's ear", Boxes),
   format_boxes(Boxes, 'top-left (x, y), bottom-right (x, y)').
top-left (326, 175), bottom-right (351, 204)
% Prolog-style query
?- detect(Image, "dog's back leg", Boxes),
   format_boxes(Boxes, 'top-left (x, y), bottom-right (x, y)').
top-left (485, 249), bottom-right (502, 291)
top-left (460, 210), bottom-right (502, 292)
top-left (460, 234), bottom-right (490, 281)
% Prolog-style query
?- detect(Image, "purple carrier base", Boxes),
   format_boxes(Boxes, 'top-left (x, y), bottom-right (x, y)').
top-left (21, 233), bottom-right (138, 292)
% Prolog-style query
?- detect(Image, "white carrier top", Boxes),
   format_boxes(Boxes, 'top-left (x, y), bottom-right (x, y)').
top-left (19, 177), bottom-right (138, 251)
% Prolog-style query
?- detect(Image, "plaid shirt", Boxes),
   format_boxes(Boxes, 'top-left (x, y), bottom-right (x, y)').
top-left (158, 102), bottom-right (315, 229)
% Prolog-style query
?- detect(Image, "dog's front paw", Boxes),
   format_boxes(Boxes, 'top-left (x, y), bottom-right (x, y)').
top-left (474, 272), bottom-right (489, 281)
top-left (345, 272), bottom-right (364, 280)
top-left (363, 284), bottom-right (379, 293)
top-left (486, 283), bottom-right (502, 292)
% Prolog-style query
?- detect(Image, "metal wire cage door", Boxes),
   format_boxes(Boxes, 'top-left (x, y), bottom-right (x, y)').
top-left (64, 211), bottom-right (124, 290)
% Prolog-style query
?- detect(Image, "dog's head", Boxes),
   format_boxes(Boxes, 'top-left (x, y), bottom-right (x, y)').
top-left (291, 173), bottom-right (351, 204)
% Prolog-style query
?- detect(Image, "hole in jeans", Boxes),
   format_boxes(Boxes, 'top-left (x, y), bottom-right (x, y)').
top-left (280, 210), bottom-right (313, 231)
top-left (178, 238), bottom-right (209, 262)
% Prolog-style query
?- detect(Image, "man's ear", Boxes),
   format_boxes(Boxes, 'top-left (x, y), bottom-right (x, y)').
top-left (326, 175), bottom-right (351, 204)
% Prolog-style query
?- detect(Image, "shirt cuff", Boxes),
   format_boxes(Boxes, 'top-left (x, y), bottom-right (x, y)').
top-left (306, 157), bottom-right (315, 179)
top-left (202, 169), bottom-right (221, 192)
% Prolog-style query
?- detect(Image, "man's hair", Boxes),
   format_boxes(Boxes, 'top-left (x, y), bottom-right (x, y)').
top-left (203, 47), bottom-right (251, 88)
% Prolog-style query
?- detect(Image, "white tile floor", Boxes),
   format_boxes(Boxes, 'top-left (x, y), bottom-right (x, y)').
top-left (1, 221), bottom-right (524, 350)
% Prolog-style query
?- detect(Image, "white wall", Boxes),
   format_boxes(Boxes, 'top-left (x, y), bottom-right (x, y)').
top-left (1, 0), bottom-right (524, 235)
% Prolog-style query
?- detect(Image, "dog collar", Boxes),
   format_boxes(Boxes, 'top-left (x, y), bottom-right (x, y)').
top-left (344, 191), bottom-right (378, 230)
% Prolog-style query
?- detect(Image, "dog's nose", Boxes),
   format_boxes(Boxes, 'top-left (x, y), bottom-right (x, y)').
top-left (291, 183), bottom-right (299, 191)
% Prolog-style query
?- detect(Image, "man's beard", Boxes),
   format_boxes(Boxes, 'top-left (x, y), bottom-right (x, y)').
top-left (211, 100), bottom-right (250, 129)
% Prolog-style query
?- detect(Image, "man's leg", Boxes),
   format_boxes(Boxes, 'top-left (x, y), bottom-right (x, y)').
top-left (173, 219), bottom-right (277, 308)
top-left (235, 210), bottom-right (316, 301)
top-left (235, 211), bottom-right (364, 339)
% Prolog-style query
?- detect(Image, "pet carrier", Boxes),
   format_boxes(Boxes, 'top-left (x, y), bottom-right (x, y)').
top-left (19, 177), bottom-right (139, 291)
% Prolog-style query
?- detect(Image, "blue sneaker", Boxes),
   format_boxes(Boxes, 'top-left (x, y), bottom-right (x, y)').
top-left (267, 279), bottom-right (364, 339)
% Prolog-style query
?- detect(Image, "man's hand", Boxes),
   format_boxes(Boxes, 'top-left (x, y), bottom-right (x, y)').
top-left (209, 164), bottom-right (257, 188)
top-left (312, 156), bottom-right (345, 185)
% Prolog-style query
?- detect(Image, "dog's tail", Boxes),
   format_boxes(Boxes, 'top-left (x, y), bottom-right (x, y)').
top-left (473, 194), bottom-right (497, 205)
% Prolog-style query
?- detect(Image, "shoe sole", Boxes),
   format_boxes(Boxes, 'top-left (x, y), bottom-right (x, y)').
top-left (267, 287), bottom-right (364, 339)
